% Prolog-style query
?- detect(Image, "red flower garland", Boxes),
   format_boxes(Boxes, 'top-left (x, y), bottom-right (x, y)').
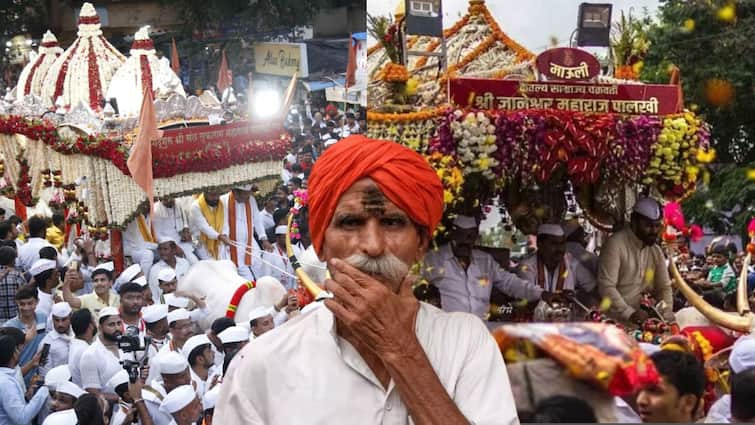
top-left (87, 40), bottom-right (103, 111)
top-left (53, 39), bottom-right (81, 102)
top-left (22, 54), bottom-right (45, 96)
top-left (0, 115), bottom-right (290, 179)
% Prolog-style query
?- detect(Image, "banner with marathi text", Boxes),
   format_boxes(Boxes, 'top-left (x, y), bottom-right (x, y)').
top-left (449, 78), bottom-right (682, 116)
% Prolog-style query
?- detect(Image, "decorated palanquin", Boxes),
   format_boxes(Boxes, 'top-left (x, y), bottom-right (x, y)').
top-left (367, 0), bottom-right (714, 232)
top-left (0, 2), bottom-right (288, 268)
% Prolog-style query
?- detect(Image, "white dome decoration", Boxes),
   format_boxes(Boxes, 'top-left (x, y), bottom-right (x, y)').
top-left (41, 2), bottom-right (126, 111)
top-left (106, 25), bottom-right (185, 117)
top-left (15, 30), bottom-right (63, 98)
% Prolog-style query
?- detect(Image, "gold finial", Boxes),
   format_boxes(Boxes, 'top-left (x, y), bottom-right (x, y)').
top-left (394, 0), bottom-right (405, 20)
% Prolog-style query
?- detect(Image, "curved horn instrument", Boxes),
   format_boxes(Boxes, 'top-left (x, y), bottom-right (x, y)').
top-left (737, 253), bottom-right (752, 316)
top-left (285, 213), bottom-right (333, 301)
top-left (668, 252), bottom-right (754, 334)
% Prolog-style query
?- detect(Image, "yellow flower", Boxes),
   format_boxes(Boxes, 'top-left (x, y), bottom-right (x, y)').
top-left (404, 78), bottom-right (419, 96)
top-left (747, 168), bottom-right (755, 180)
top-left (717, 4), bottom-right (736, 22)
top-left (478, 156), bottom-right (490, 170)
top-left (443, 190), bottom-right (454, 205)
top-left (632, 61), bottom-right (644, 75)
top-left (696, 148), bottom-right (716, 163)
top-left (683, 18), bottom-right (695, 32)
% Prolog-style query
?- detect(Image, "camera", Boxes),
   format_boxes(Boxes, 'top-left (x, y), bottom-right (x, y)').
top-left (117, 325), bottom-right (147, 353)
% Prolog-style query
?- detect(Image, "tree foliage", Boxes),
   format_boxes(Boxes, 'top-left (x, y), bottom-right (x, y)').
top-left (682, 163), bottom-right (755, 240)
top-left (159, 0), bottom-right (340, 39)
top-left (0, 0), bottom-right (48, 67)
top-left (641, 0), bottom-right (755, 163)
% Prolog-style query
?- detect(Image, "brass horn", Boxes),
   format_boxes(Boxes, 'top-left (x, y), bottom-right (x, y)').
top-left (285, 213), bottom-right (333, 301)
top-left (668, 252), bottom-right (754, 334)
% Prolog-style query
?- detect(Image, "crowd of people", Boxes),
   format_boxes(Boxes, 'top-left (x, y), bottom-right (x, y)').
top-left (0, 132), bottom-right (753, 424)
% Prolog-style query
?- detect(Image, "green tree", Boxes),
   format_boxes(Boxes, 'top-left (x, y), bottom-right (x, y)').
top-left (641, 0), bottom-right (755, 163)
top-left (682, 163), bottom-right (755, 241)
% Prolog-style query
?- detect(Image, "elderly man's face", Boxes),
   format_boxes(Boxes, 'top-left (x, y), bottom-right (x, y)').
top-left (320, 179), bottom-right (427, 293)
top-left (537, 234), bottom-right (566, 270)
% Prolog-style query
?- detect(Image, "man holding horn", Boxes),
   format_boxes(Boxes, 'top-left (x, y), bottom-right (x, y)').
top-left (215, 136), bottom-right (518, 424)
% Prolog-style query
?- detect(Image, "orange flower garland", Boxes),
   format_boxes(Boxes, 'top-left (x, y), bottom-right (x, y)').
top-left (415, 39), bottom-right (441, 69)
top-left (367, 107), bottom-right (445, 123)
top-left (382, 62), bottom-right (410, 83)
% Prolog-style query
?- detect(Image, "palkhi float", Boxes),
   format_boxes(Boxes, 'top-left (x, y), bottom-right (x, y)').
top-left (0, 2), bottom-right (288, 270)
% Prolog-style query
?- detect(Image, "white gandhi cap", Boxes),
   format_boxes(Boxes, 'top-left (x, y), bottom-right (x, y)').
top-left (452, 215), bottom-right (477, 230)
top-left (182, 334), bottom-right (211, 359)
top-left (633, 197), bottom-right (662, 221)
top-left (537, 224), bottom-right (565, 237)
top-left (218, 326), bottom-right (250, 344)
top-left (141, 303), bottom-right (169, 323)
top-left (165, 293), bottom-right (190, 309)
top-left (167, 307), bottom-right (190, 324)
top-left (158, 351), bottom-right (189, 375)
top-left (159, 385), bottom-right (197, 414)
top-left (51, 302), bottom-right (72, 318)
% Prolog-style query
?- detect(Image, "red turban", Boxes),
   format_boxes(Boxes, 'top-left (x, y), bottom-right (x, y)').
top-left (307, 135), bottom-right (444, 255)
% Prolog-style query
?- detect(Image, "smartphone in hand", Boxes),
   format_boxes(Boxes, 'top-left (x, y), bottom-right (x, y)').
top-left (39, 343), bottom-right (51, 366)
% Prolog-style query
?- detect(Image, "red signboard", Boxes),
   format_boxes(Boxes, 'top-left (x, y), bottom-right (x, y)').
top-left (535, 47), bottom-right (601, 81)
top-left (449, 78), bottom-right (682, 115)
top-left (151, 120), bottom-right (288, 178)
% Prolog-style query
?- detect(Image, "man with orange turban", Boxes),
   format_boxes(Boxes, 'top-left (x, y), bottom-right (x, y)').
top-left (215, 136), bottom-right (519, 424)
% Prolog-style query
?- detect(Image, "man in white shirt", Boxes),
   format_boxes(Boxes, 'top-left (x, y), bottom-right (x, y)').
top-left (122, 210), bottom-right (158, 280)
top-left (30, 259), bottom-right (59, 318)
top-left (153, 198), bottom-right (199, 265)
top-left (143, 352), bottom-right (193, 425)
top-left (159, 384), bottom-right (203, 425)
top-left (182, 334), bottom-right (219, 398)
top-left (148, 237), bottom-right (190, 302)
top-left (215, 136), bottom-right (519, 424)
top-left (18, 216), bottom-right (55, 272)
top-left (79, 307), bottom-right (124, 395)
top-left (515, 224), bottom-right (596, 296)
top-left (260, 226), bottom-right (298, 290)
top-left (37, 302), bottom-right (73, 377)
top-left (423, 215), bottom-right (546, 319)
top-left (220, 185), bottom-right (271, 280)
top-left (705, 336), bottom-right (755, 423)
top-left (68, 308), bottom-right (96, 387)
top-left (255, 196), bottom-right (277, 238)
top-left (189, 191), bottom-right (225, 261)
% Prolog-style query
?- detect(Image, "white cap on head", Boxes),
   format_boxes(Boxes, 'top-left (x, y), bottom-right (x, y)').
top-left (42, 408), bottom-right (77, 424)
top-left (248, 306), bottom-right (274, 322)
top-left (203, 385), bottom-right (221, 411)
top-left (275, 225), bottom-right (288, 235)
top-left (142, 303), bottom-right (169, 323)
top-left (234, 184), bottom-right (253, 191)
top-left (51, 302), bottom-right (72, 318)
top-left (633, 197), bottom-right (661, 221)
top-left (452, 215), bottom-right (477, 230)
top-left (537, 224), bottom-right (565, 237)
top-left (44, 365), bottom-right (71, 388)
top-left (29, 259), bottom-right (56, 276)
top-left (93, 262), bottom-right (115, 273)
top-left (157, 236), bottom-right (176, 245)
top-left (182, 334), bottom-right (211, 359)
top-left (562, 219), bottom-right (582, 238)
top-left (167, 307), bottom-right (190, 324)
top-left (118, 264), bottom-right (141, 283)
top-left (56, 381), bottom-right (86, 398)
top-left (133, 276), bottom-right (148, 287)
top-left (164, 293), bottom-right (190, 309)
top-left (157, 268), bottom-right (177, 282)
top-left (160, 385), bottom-right (197, 414)
top-left (730, 336), bottom-right (755, 374)
top-left (218, 326), bottom-right (250, 344)
top-left (158, 351), bottom-right (189, 375)
top-left (98, 306), bottom-right (119, 320)
top-left (324, 139), bottom-right (338, 147)
top-left (106, 369), bottom-right (129, 393)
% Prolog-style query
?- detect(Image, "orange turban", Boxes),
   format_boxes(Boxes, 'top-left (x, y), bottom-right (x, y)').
top-left (308, 135), bottom-right (444, 255)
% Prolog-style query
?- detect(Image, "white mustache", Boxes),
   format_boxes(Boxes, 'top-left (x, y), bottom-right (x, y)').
top-left (344, 253), bottom-right (409, 285)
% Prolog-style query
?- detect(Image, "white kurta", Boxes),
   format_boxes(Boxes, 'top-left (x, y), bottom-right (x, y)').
top-left (37, 329), bottom-right (71, 377)
top-left (142, 380), bottom-right (174, 425)
top-left (79, 337), bottom-right (124, 391)
top-left (259, 243), bottom-right (298, 291)
top-left (220, 194), bottom-right (267, 279)
top-left (190, 365), bottom-right (220, 399)
top-left (68, 338), bottom-right (89, 387)
top-left (18, 237), bottom-right (55, 272)
top-left (189, 199), bottom-right (222, 260)
top-left (123, 214), bottom-right (158, 254)
top-left (214, 303), bottom-right (520, 425)
top-left (148, 258), bottom-right (191, 301)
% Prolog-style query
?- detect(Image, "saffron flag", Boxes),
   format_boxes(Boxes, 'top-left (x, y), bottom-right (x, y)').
top-left (345, 34), bottom-right (357, 89)
top-left (170, 38), bottom-right (180, 75)
top-left (280, 71), bottom-right (298, 115)
top-left (217, 49), bottom-right (233, 95)
top-left (127, 87), bottom-right (163, 213)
